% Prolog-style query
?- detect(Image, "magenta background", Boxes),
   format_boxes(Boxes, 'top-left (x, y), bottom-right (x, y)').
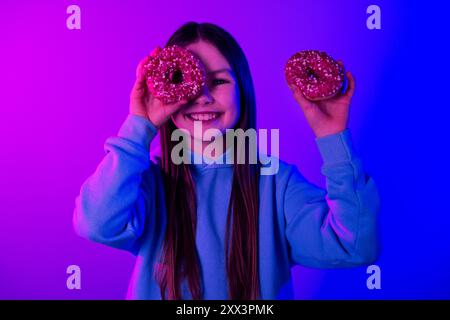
top-left (2, 1), bottom-right (449, 299)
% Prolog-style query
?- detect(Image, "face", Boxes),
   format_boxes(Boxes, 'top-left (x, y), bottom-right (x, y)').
top-left (171, 40), bottom-right (240, 141)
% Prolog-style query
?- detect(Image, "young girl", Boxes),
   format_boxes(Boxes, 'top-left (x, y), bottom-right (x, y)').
top-left (73, 22), bottom-right (380, 300)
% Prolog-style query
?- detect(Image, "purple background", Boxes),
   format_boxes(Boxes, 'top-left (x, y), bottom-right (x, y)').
top-left (1, 0), bottom-right (449, 299)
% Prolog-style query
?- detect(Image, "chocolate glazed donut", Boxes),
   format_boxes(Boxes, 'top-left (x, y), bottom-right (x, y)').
top-left (144, 45), bottom-right (206, 104)
top-left (285, 50), bottom-right (345, 101)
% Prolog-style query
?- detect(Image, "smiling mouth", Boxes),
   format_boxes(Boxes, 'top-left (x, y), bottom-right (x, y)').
top-left (185, 112), bottom-right (222, 122)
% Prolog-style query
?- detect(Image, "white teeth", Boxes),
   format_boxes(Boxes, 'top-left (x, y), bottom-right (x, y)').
top-left (188, 113), bottom-right (219, 121)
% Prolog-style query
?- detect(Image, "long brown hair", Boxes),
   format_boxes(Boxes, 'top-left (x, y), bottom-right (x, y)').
top-left (155, 22), bottom-right (260, 300)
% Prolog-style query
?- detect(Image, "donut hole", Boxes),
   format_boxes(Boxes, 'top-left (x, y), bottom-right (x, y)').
top-left (170, 69), bottom-right (184, 84)
top-left (306, 67), bottom-right (317, 80)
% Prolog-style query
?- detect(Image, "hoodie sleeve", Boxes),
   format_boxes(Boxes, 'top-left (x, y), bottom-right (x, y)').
top-left (284, 129), bottom-right (380, 268)
top-left (73, 114), bottom-right (159, 255)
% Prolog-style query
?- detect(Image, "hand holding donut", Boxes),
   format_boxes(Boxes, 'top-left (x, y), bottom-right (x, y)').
top-left (129, 56), bottom-right (188, 129)
top-left (285, 51), bottom-right (355, 138)
top-left (130, 45), bottom-right (206, 129)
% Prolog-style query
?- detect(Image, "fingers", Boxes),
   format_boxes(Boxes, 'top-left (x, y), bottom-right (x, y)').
top-left (289, 84), bottom-right (305, 103)
top-left (336, 60), bottom-right (352, 97)
top-left (289, 84), bottom-right (318, 113)
top-left (135, 47), bottom-right (160, 80)
top-left (292, 88), bottom-right (309, 107)
top-left (136, 56), bottom-right (149, 81)
top-left (159, 98), bottom-right (189, 118)
top-left (131, 56), bottom-right (151, 100)
top-left (344, 71), bottom-right (355, 99)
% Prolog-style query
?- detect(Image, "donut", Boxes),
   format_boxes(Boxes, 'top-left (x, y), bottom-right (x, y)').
top-left (285, 50), bottom-right (345, 101)
top-left (144, 45), bottom-right (206, 104)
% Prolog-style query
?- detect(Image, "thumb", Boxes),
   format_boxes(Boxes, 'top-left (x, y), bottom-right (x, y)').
top-left (136, 56), bottom-right (150, 80)
top-left (131, 57), bottom-right (150, 100)
top-left (290, 85), bottom-right (319, 114)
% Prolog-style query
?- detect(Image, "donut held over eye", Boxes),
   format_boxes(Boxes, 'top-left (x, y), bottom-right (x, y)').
top-left (285, 50), bottom-right (345, 101)
top-left (144, 45), bottom-right (206, 104)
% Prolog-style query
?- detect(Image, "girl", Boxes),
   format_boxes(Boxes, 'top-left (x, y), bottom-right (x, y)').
top-left (73, 22), bottom-right (380, 300)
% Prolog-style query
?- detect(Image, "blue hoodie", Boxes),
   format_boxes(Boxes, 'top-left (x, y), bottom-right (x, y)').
top-left (73, 114), bottom-right (380, 299)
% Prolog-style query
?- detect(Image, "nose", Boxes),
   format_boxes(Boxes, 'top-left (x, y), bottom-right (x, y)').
top-left (193, 84), bottom-right (214, 105)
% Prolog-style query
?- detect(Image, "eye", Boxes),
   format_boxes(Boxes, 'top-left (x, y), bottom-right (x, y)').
top-left (212, 78), bottom-right (229, 86)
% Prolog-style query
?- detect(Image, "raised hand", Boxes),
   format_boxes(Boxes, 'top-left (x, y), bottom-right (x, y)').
top-left (290, 61), bottom-right (355, 138)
